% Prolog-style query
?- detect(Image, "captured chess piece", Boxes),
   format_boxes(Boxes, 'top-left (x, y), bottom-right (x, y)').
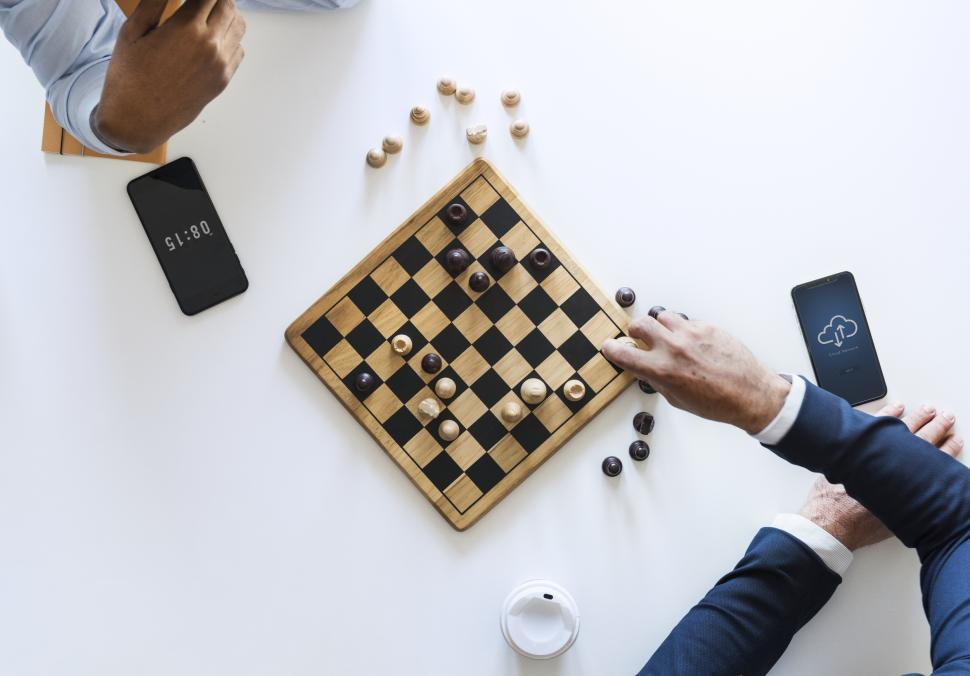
top-left (466, 124), bottom-right (488, 145)
top-left (382, 135), bottom-right (403, 154)
top-left (366, 148), bottom-right (387, 168)
top-left (648, 305), bottom-right (666, 319)
top-left (509, 120), bottom-right (530, 138)
top-left (445, 248), bottom-right (472, 274)
top-left (528, 247), bottom-right (551, 269)
top-left (455, 86), bottom-right (475, 104)
top-left (602, 456), bottom-right (623, 477)
top-left (629, 440), bottom-right (650, 461)
top-left (615, 287), bottom-right (636, 308)
top-left (445, 202), bottom-right (468, 227)
top-left (354, 372), bottom-right (375, 394)
top-left (469, 271), bottom-right (491, 292)
top-left (501, 89), bottom-right (521, 107)
top-left (633, 411), bottom-right (655, 435)
top-left (422, 353), bottom-right (443, 374)
top-left (637, 379), bottom-right (656, 394)
top-left (437, 77), bottom-right (457, 95)
top-left (490, 246), bottom-right (516, 273)
top-left (410, 105), bottom-right (431, 125)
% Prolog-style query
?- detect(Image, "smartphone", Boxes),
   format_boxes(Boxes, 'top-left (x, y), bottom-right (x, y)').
top-left (791, 271), bottom-right (887, 406)
top-left (127, 157), bottom-right (248, 315)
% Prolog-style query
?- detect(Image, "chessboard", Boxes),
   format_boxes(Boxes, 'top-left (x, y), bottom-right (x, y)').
top-left (286, 159), bottom-right (634, 530)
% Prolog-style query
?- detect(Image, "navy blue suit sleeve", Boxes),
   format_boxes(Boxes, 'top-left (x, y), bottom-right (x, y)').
top-left (639, 527), bottom-right (841, 676)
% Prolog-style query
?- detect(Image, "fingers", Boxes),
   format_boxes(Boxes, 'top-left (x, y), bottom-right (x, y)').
top-left (875, 401), bottom-right (905, 418)
top-left (223, 11), bottom-right (246, 46)
top-left (654, 309), bottom-right (689, 332)
top-left (208, 0), bottom-right (237, 33)
top-left (124, 0), bottom-right (169, 38)
top-left (915, 410), bottom-right (957, 447)
top-left (627, 315), bottom-right (671, 349)
top-left (940, 436), bottom-right (965, 459)
top-left (601, 339), bottom-right (659, 380)
top-left (900, 403), bottom-right (938, 434)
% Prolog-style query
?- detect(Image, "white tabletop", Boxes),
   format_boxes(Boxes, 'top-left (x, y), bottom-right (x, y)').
top-left (2, 2), bottom-right (968, 674)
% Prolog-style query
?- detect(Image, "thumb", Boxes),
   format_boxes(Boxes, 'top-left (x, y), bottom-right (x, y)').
top-left (124, 0), bottom-right (170, 38)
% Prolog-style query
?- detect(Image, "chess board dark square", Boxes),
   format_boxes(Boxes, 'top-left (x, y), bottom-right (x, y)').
top-left (302, 316), bottom-right (342, 358)
top-left (466, 452), bottom-right (505, 493)
top-left (469, 368), bottom-right (508, 408)
top-left (342, 361), bottom-right (385, 400)
top-left (385, 364), bottom-right (426, 403)
top-left (518, 287), bottom-right (557, 325)
top-left (348, 277), bottom-right (388, 315)
top-left (473, 326), bottom-right (514, 366)
top-left (433, 281), bottom-right (473, 320)
top-left (431, 323), bottom-right (472, 362)
top-left (389, 320), bottom-right (429, 356)
top-left (559, 332), bottom-right (598, 370)
top-left (476, 285), bottom-right (515, 322)
top-left (345, 318), bottom-right (385, 359)
top-left (423, 451), bottom-right (463, 492)
top-left (393, 237), bottom-right (433, 275)
top-left (437, 195), bottom-right (477, 233)
top-left (468, 411), bottom-right (507, 451)
top-left (480, 198), bottom-right (520, 238)
top-left (510, 414), bottom-right (550, 453)
top-left (516, 329), bottom-right (556, 368)
top-left (384, 407), bottom-right (422, 446)
top-left (560, 288), bottom-right (600, 327)
top-left (391, 279), bottom-right (431, 318)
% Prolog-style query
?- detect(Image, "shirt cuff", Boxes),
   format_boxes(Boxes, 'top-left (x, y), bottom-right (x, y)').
top-left (61, 59), bottom-right (128, 155)
top-left (771, 513), bottom-right (854, 576)
top-left (752, 374), bottom-right (806, 445)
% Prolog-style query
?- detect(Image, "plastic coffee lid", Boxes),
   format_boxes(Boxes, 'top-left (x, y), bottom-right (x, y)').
top-left (500, 580), bottom-right (580, 659)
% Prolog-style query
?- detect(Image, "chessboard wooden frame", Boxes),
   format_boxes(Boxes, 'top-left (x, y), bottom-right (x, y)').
top-left (285, 158), bottom-right (634, 530)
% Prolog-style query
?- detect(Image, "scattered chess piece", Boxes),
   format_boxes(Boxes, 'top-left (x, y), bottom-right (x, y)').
top-left (466, 124), bottom-right (488, 145)
top-left (437, 77), bottom-right (457, 95)
top-left (648, 305), bottom-right (666, 319)
top-left (382, 135), bottom-right (403, 154)
top-left (490, 246), bottom-right (516, 273)
top-left (602, 456), bottom-right (623, 477)
top-left (510, 119), bottom-right (530, 138)
top-left (678, 312), bottom-right (690, 320)
top-left (439, 419), bottom-right (460, 442)
top-left (637, 379), bottom-right (656, 394)
top-left (629, 440), bottom-right (650, 461)
top-left (422, 353), bottom-right (443, 374)
top-left (445, 203), bottom-right (468, 227)
top-left (469, 271), bottom-right (491, 292)
top-left (418, 397), bottom-right (441, 420)
top-left (633, 411), bottom-right (655, 435)
top-left (501, 401), bottom-right (523, 423)
top-left (391, 334), bottom-right (413, 356)
top-left (615, 287), bottom-right (636, 308)
top-left (501, 89), bottom-right (521, 107)
top-left (455, 86), bottom-right (475, 104)
top-left (354, 372), bottom-right (375, 393)
top-left (410, 105), bottom-right (431, 125)
top-left (445, 248), bottom-right (472, 274)
top-left (434, 377), bottom-right (456, 400)
top-left (563, 379), bottom-right (586, 402)
top-left (615, 336), bottom-right (638, 349)
top-left (528, 247), bottom-right (551, 269)
top-left (366, 148), bottom-right (387, 168)
top-left (520, 378), bottom-right (546, 405)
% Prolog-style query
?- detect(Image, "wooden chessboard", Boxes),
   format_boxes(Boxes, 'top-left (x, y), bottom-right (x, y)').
top-left (286, 159), bottom-right (634, 530)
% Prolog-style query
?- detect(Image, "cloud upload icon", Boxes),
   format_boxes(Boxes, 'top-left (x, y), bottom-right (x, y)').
top-left (818, 315), bottom-right (858, 348)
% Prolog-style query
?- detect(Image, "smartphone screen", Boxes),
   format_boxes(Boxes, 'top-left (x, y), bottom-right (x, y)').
top-left (127, 157), bottom-right (248, 315)
top-left (791, 272), bottom-right (887, 406)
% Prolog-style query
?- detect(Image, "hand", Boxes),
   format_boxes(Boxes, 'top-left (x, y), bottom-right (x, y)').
top-left (798, 402), bottom-right (963, 551)
top-left (94, 0), bottom-right (246, 153)
top-left (601, 311), bottom-right (790, 434)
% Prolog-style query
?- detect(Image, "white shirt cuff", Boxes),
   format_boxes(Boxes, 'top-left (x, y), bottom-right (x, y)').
top-left (771, 513), bottom-right (854, 576)
top-left (752, 374), bottom-right (806, 445)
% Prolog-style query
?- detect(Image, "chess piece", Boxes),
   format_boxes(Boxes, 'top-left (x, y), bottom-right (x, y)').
top-left (445, 203), bottom-right (468, 227)
top-left (629, 440), bottom-right (650, 461)
top-left (434, 377), bottom-right (456, 400)
top-left (501, 401), bottom-right (523, 423)
top-left (678, 312), bottom-right (690, 320)
top-left (633, 411), bottom-right (655, 435)
top-left (469, 271), bottom-right (490, 292)
top-left (354, 372), bottom-right (375, 393)
top-left (490, 246), bottom-right (516, 273)
top-left (366, 148), bottom-right (386, 168)
top-left (510, 119), bottom-right (530, 138)
top-left (602, 456), bottom-right (623, 477)
top-left (563, 379), bottom-right (586, 402)
top-left (418, 398), bottom-right (441, 420)
top-left (455, 86), bottom-right (475, 104)
top-left (615, 287), bottom-right (636, 308)
top-left (466, 124), bottom-right (488, 145)
top-left (528, 247), bottom-right (551, 269)
top-left (439, 419), bottom-right (460, 442)
top-left (391, 334), bottom-right (413, 356)
top-left (410, 105), bottom-right (431, 125)
top-left (637, 379), bottom-right (656, 394)
top-left (501, 89), bottom-right (521, 107)
top-left (422, 353), bottom-right (443, 374)
top-left (520, 378), bottom-right (546, 405)
top-left (437, 77), bottom-right (457, 95)
top-left (382, 135), bottom-right (403, 154)
top-left (648, 305), bottom-right (666, 319)
top-left (445, 248), bottom-right (472, 274)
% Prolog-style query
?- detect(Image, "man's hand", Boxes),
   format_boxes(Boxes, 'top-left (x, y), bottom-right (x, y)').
top-left (94, 0), bottom-right (246, 153)
top-left (601, 311), bottom-right (790, 434)
top-left (798, 401), bottom-right (963, 551)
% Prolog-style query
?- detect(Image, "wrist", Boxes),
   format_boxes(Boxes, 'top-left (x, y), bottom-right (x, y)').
top-left (92, 103), bottom-right (157, 155)
top-left (799, 504), bottom-right (859, 551)
top-left (738, 372), bottom-right (791, 435)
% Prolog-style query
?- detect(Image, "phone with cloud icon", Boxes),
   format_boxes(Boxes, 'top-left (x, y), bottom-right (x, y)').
top-left (792, 271), bottom-right (887, 406)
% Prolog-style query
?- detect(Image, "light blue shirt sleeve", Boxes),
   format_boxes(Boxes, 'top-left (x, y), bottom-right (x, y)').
top-left (237, 0), bottom-right (360, 10)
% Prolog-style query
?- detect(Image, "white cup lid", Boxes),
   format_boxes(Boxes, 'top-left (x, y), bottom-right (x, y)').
top-left (500, 580), bottom-right (580, 659)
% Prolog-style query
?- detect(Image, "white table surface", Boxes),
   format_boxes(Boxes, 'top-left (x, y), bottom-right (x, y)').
top-left (2, 2), bottom-right (968, 674)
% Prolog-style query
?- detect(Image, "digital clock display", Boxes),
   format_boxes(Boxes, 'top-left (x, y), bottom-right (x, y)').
top-left (127, 157), bottom-right (248, 315)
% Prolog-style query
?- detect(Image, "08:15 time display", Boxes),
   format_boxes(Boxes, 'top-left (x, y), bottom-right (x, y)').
top-left (165, 220), bottom-right (213, 252)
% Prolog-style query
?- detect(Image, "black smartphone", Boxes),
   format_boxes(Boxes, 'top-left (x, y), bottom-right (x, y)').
top-left (791, 271), bottom-right (887, 406)
top-left (127, 157), bottom-right (248, 315)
